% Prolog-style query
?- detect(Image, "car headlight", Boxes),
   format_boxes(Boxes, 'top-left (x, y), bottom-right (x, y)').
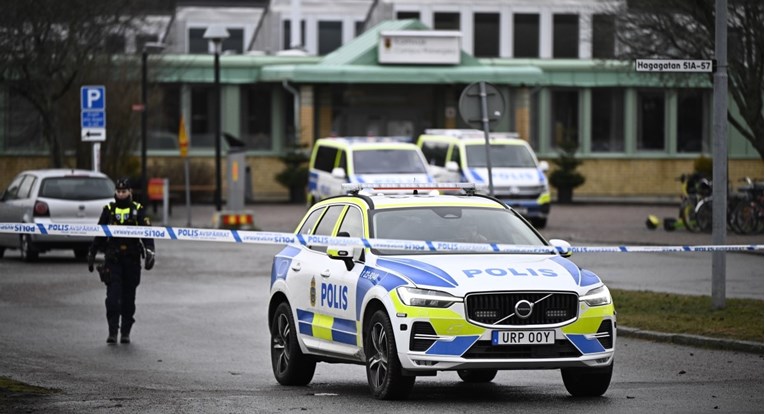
top-left (396, 287), bottom-right (462, 308)
top-left (580, 285), bottom-right (612, 307)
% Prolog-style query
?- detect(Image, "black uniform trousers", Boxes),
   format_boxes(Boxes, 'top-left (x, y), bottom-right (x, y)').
top-left (105, 253), bottom-right (142, 336)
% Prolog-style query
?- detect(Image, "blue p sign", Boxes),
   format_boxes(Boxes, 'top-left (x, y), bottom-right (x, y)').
top-left (81, 86), bottom-right (105, 111)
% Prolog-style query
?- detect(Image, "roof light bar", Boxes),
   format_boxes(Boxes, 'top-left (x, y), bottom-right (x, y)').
top-left (342, 183), bottom-right (476, 195)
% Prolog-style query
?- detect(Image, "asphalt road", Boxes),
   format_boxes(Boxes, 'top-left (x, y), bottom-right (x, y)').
top-left (0, 202), bottom-right (762, 412)
top-left (0, 239), bottom-right (762, 413)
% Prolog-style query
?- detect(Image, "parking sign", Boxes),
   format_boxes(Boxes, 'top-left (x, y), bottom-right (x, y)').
top-left (81, 85), bottom-right (106, 141)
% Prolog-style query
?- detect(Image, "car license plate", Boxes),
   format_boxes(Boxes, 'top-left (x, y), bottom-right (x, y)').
top-left (492, 330), bottom-right (555, 345)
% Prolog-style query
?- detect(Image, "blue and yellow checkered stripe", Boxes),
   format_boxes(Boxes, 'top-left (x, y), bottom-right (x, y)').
top-left (297, 309), bottom-right (358, 346)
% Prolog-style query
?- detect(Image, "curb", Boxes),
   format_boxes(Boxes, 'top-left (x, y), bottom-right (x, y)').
top-left (618, 326), bottom-right (763, 354)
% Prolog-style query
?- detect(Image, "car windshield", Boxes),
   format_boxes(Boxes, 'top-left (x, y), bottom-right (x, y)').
top-left (39, 177), bottom-right (115, 200)
top-left (370, 206), bottom-right (546, 255)
top-left (465, 144), bottom-right (537, 168)
top-left (353, 149), bottom-right (428, 174)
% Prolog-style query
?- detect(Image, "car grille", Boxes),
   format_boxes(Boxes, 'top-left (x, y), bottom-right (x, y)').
top-left (462, 339), bottom-right (582, 359)
top-left (465, 292), bottom-right (578, 327)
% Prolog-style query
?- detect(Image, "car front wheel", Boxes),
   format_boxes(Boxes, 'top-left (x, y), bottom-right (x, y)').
top-left (270, 302), bottom-right (316, 386)
top-left (365, 310), bottom-right (415, 400)
top-left (561, 362), bottom-right (613, 397)
top-left (457, 369), bottom-right (497, 383)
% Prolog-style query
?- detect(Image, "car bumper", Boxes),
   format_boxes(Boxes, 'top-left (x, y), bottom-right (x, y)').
top-left (499, 194), bottom-right (551, 218)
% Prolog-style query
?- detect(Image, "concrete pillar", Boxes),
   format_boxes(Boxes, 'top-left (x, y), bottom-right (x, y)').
top-left (299, 85), bottom-right (314, 147)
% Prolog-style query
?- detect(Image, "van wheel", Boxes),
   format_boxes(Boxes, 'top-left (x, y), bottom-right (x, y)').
top-left (561, 363), bottom-right (613, 397)
top-left (365, 310), bottom-right (415, 400)
top-left (20, 235), bottom-right (38, 262)
top-left (457, 369), bottom-right (497, 383)
top-left (270, 302), bottom-right (316, 385)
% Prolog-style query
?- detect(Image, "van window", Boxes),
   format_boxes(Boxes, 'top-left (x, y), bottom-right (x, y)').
top-left (353, 149), bottom-right (427, 174)
top-left (314, 146), bottom-right (338, 172)
top-left (421, 141), bottom-right (448, 166)
top-left (465, 144), bottom-right (536, 168)
top-left (449, 144), bottom-right (462, 165)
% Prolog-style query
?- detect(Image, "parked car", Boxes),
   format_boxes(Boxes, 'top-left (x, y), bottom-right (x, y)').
top-left (268, 183), bottom-right (615, 400)
top-left (0, 169), bottom-right (115, 261)
top-left (307, 136), bottom-right (435, 205)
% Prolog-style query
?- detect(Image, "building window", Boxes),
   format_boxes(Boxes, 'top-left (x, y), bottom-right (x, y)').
top-left (474, 13), bottom-right (500, 57)
top-left (188, 28), bottom-right (207, 53)
top-left (136, 34), bottom-right (160, 54)
top-left (434, 12), bottom-right (460, 30)
top-left (241, 85), bottom-right (273, 150)
top-left (190, 86), bottom-right (214, 148)
top-left (551, 90), bottom-right (579, 148)
top-left (514, 14), bottom-right (539, 58)
top-left (592, 14), bottom-right (615, 59)
top-left (318, 21), bottom-right (343, 55)
top-left (677, 89), bottom-right (707, 153)
top-left (553, 14), bottom-right (579, 58)
top-left (355, 21), bottom-right (365, 37)
top-left (148, 85), bottom-right (181, 151)
top-left (397, 11), bottom-right (420, 20)
top-left (637, 90), bottom-right (665, 151)
top-left (591, 88), bottom-right (624, 152)
top-left (283, 20), bottom-right (306, 50)
top-left (222, 29), bottom-right (244, 54)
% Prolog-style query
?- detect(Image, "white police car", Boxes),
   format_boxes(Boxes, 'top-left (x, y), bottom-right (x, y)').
top-left (307, 137), bottom-right (434, 205)
top-left (269, 183), bottom-right (615, 400)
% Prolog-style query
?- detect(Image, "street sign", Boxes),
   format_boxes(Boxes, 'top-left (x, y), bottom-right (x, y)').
top-left (635, 59), bottom-right (713, 73)
top-left (80, 85), bottom-right (106, 142)
top-left (458, 82), bottom-right (505, 129)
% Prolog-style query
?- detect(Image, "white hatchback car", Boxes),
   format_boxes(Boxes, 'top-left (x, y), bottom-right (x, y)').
top-left (268, 183), bottom-right (616, 400)
top-left (0, 169), bottom-right (115, 261)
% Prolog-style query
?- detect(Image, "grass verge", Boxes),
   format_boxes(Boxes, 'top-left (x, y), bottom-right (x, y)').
top-left (612, 289), bottom-right (763, 343)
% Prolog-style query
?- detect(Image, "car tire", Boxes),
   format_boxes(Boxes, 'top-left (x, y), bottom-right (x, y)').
top-left (74, 248), bottom-right (89, 261)
top-left (0, 247), bottom-right (5, 259)
top-left (561, 362), bottom-right (613, 397)
top-left (20, 235), bottom-right (38, 262)
top-left (270, 302), bottom-right (316, 386)
top-left (457, 369), bottom-right (497, 383)
top-left (364, 310), bottom-right (415, 400)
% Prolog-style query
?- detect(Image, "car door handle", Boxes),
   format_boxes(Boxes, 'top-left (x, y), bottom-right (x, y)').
top-left (320, 269), bottom-right (331, 278)
top-left (291, 262), bottom-right (301, 272)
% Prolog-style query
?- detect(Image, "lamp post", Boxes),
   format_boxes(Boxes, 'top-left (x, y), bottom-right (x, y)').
top-left (203, 26), bottom-right (229, 212)
top-left (140, 42), bottom-right (165, 204)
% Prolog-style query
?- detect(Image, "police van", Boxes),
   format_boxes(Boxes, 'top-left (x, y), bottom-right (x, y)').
top-left (307, 137), bottom-right (434, 205)
top-left (269, 183), bottom-right (615, 400)
top-left (417, 129), bottom-right (550, 228)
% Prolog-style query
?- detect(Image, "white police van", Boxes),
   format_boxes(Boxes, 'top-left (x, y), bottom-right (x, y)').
top-left (269, 183), bottom-right (615, 400)
top-left (417, 129), bottom-right (550, 228)
top-left (307, 137), bottom-right (434, 205)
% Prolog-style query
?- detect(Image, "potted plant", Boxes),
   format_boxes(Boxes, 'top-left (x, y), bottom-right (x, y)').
top-left (275, 146), bottom-right (310, 203)
top-left (548, 139), bottom-right (585, 204)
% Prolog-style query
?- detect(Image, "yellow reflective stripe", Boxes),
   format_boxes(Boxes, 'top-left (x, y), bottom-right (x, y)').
top-left (562, 303), bottom-right (616, 334)
top-left (375, 201), bottom-right (505, 209)
top-left (537, 192), bottom-right (551, 204)
top-left (114, 207), bottom-right (131, 224)
top-left (388, 290), bottom-right (484, 336)
top-left (311, 313), bottom-right (334, 341)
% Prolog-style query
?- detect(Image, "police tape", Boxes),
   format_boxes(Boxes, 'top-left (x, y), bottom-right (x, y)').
top-left (0, 222), bottom-right (762, 254)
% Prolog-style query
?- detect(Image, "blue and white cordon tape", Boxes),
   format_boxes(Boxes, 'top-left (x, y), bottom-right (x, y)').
top-left (0, 222), bottom-right (762, 254)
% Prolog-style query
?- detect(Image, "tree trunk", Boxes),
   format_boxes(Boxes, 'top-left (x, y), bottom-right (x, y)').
top-left (556, 187), bottom-right (574, 204)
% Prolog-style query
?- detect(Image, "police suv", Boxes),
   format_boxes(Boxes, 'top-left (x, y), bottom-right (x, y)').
top-left (417, 129), bottom-right (551, 228)
top-left (307, 137), bottom-right (434, 205)
top-left (268, 183), bottom-right (615, 400)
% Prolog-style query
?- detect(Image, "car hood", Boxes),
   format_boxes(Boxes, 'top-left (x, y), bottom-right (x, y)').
top-left (467, 168), bottom-right (545, 186)
top-left (373, 254), bottom-right (602, 296)
top-left (351, 174), bottom-right (432, 184)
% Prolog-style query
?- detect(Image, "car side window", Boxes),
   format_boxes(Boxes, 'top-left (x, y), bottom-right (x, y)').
top-left (2, 174), bottom-right (25, 201)
top-left (310, 205), bottom-right (344, 253)
top-left (314, 146), bottom-right (337, 173)
top-left (421, 141), bottom-right (448, 166)
top-left (17, 175), bottom-right (36, 199)
top-left (297, 207), bottom-right (325, 235)
top-left (337, 206), bottom-right (363, 238)
top-left (337, 151), bottom-right (347, 175)
top-left (449, 144), bottom-right (461, 165)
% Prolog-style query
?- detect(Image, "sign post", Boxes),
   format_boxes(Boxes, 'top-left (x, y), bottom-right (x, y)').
top-left (80, 86), bottom-right (106, 171)
top-left (458, 82), bottom-right (505, 196)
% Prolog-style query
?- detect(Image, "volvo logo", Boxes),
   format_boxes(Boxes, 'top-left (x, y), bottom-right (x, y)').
top-left (514, 300), bottom-right (534, 319)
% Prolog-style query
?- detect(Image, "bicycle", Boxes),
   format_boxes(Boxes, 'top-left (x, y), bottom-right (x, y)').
top-left (677, 173), bottom-right (711, 233)
top-left (729, 177), bottom-right (764, 235)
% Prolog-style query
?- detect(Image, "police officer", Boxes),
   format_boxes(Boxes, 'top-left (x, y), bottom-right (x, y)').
top-left (88, 177), bottom-right (156, 344)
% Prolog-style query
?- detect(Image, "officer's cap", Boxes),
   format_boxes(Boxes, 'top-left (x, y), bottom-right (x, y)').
top-left (115, 177), bottom-right (132, 190)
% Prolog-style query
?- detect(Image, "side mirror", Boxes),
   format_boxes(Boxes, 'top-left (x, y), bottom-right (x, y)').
top-left (538, 160), bottom-right (549, 173)
top-left (445, 161), bottom-right (460, 172)
top-left (327, 231), bottom-right (360, 271)
top-left (549, 239), bottom-right (572, 258)
top-left (331, 167), bottom-right (346, 179)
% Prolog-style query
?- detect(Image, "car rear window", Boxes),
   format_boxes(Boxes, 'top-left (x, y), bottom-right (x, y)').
top-left (39, 177), bottom-right (115, 200)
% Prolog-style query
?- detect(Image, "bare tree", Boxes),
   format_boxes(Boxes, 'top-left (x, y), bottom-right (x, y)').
top-left (0, 0), bottom-right (154, 167)
top-left (613, 0), bottom-right (763, 157)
